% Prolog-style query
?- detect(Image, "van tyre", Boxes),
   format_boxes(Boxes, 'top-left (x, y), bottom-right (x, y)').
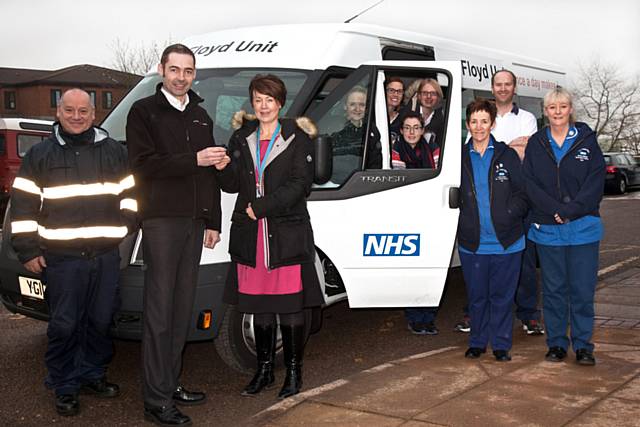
top-left (214, 305), bottom-right (315, 374)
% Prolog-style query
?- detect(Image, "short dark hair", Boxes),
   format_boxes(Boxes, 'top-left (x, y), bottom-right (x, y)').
top-left (491, 69), bottom-right (517, 86)
top-left (465, 98), bottom-right (497, 124)
top-left (160, 43), bottom-right (196, 67)
top-left (400, 111), bottom-right (423, 127)
top-left (384, 77), bottom-right (404, 89)
top-left (249, 74), bottom-right (287, 106)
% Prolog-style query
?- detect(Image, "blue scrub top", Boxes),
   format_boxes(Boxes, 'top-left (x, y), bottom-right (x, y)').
top-left (460, 140), bottom-right (524, 255)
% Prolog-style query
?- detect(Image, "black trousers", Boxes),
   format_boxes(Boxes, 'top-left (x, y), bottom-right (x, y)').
top-left (43, 249), bottom-right (120, 396)
top-left (141, 217), bottom-right (205, 407)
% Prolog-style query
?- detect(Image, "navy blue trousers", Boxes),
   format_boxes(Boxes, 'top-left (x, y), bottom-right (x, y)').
top-left (459, 251), bottom-right (522, 351)
top-left (515, 238), bottom-right (541, 321)
top-left (404, 307), bottom-right (437, 324)
top-left (42, 249), bottom-right (120, 396)
top-left (536, 242), bottom-right (599, 352)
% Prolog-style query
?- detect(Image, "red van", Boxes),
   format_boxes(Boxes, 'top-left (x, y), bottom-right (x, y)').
top-left (0, 118), bottom-right (53, 216)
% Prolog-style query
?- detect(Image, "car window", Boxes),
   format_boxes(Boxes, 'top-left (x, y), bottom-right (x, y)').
top-left (17, 134), bottom-right (46, 157)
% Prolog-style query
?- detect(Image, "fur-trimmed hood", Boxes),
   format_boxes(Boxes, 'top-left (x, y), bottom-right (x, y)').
top-left (231, 110), bottom-right (317, 139)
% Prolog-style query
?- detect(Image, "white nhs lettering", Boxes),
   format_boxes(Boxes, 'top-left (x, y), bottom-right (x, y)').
top-left (363, 234), bottom-right (420, 256)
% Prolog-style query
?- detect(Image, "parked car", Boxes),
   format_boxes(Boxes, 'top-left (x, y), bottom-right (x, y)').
top-left (604, 152), bottom-right (640, 194)
top-left (0, 118), bottom-right (53, 216)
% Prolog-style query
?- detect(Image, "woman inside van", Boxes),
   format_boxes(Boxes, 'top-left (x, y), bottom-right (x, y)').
top-left (385, 77), bottom-right (405, 147)
top-left (392, 112), bottom-right (439, 334)
top-left (216, 74), bottom-right (324, 399)
top-left (458, 98), bottom-right (528, 362)
top-left (523, 87), bottom-right (605, 366)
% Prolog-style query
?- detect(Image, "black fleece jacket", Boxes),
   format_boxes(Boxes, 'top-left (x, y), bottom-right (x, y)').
top-left (126, 84), bottom-right (222, 230)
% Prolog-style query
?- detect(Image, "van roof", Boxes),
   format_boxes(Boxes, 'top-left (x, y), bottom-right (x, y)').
top-left (0, 118), bottom-right (54, 132)
top-left (180, 23), bottom-right (565, 96)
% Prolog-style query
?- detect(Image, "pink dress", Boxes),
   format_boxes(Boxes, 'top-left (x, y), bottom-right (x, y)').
top-left (237, 139), bottom-right (302, 296)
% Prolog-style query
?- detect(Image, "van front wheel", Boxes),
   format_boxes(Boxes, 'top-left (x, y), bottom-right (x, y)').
top-left (214, 305), bottom-right (315, 374)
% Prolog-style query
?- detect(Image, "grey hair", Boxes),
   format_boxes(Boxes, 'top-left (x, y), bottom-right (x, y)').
top-left (543, 87), bottom-right (575, 123)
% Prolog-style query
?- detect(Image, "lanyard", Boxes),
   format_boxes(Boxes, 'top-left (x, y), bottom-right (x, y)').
top-left (255, 122), bottom-right (281, 183)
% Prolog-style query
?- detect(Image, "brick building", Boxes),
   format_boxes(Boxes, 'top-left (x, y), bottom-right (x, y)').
top-left (0, 65), bottom-right (142, 123)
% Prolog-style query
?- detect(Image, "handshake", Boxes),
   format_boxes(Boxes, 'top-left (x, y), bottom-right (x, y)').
top-left (197, 146), bottom-right (231, 170)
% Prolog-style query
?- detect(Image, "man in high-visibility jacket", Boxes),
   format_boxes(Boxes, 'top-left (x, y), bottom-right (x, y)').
top-left (10, 88), bottom-right (137, 417)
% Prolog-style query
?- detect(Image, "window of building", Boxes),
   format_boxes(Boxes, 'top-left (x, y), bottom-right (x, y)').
top-left (102, 91), bottom-right (113, 109)
top-left (88, 91), bottom-right (97, 107)
top-left (4, 91), bottom-right (16, 110)
top-left (50, 89), bottom-right (62, 108)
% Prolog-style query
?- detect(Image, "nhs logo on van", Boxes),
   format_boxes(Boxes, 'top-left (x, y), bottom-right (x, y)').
top-left (363, 234), bottom-right (420, 256)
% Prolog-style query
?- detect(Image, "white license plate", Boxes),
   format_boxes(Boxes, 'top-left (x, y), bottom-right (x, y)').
top-left (19, 276), bottom-right (46, 300)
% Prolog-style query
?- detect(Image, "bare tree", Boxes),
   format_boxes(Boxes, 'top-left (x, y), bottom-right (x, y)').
top-left (571, 59), bottom-right (640, 153)
top-left (110, 38), bottom-right (171, 76)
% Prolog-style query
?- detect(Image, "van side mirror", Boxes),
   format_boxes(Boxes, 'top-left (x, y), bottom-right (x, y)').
top-left (314, 135), bottom-right (333, 184)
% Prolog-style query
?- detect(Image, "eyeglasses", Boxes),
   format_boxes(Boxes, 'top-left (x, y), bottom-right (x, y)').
top-left (419, 91), bottom-right (438, 98)
top-left (402, 125), bottom-right (423, 133)
top-left (386, 88), bottom-right (404, 95)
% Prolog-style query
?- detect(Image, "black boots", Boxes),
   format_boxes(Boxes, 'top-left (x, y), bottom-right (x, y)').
top-left (241, 322), bottom-right (277, 396)
top-left (278, 323), bottom-right (305, 399)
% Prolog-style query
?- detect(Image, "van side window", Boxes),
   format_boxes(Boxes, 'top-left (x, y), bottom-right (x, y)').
top-left (0, 134), bottom-right (5, 156)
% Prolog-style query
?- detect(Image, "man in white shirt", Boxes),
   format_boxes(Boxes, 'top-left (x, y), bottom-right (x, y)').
top-left (493, 69), bottom-right (543, 335)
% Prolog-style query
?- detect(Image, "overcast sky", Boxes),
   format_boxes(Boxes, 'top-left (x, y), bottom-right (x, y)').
top-left (2, 0), bottom-right (638, 82)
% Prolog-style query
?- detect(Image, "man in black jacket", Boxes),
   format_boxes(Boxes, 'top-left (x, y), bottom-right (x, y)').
top-left (10, 88), bottom-right (136, 417)
top-left (126, 44), bottom-right (228, 426)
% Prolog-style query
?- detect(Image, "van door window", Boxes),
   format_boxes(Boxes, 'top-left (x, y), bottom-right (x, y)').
top-left (0, 134), bottom-right (5, 155)
top-left (307, 68), bottom-right (376, 187)
top-left (384, 72), bottom-right (450, 172)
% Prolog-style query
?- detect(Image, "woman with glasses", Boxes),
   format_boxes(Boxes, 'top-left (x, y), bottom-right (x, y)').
top-left (391, 112), bottom-right (438, 334)
top-left (391, 112), bottom-right (434, 169)
top-left (458, 99), bottom-right (528, 362)
top-left (412, 78), bottom-right (445, 166)
top-left (385, 77), bottom-right (405, 146)
top-left (523, 87), bottom-right (605, 366)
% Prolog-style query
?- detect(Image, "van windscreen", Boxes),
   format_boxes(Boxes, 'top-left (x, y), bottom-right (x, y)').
top-left (101, 69), bottom-right (310, 145)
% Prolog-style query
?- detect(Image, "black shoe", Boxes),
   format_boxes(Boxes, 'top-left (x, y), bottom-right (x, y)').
top-left (55, 393), bottom-right (79, 417)
top-left (464, 347), bottom-right (485, 359)
top-left (173, 386), bottom-right (206, 406)
top-left (576, 349), bottom-right (596, 366)
top-left (493, 350), bottom-right (512, 362)
top-left (81, 377), bottom-right (120, 398)
top-left (545, 346), bottom-right (567, 362)
top-left (278, 323), bottom-right (305, 400)
top-left (144, 405), bottom-right (192, 426)
top-left (242, 321), bottom-right (276, 397)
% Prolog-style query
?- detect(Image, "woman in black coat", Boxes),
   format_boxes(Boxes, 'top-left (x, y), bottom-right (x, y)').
top-left (216, 74), bottom-right (323, 399)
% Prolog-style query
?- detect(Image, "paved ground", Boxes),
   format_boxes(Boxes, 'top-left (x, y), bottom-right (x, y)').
top-left (253, 267), bottom-right (640, 427)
